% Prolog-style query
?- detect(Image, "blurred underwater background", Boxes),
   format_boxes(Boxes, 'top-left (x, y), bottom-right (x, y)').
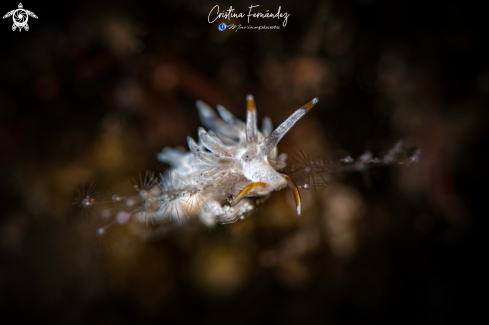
top-left (0, 0), bottom-right (486, 323)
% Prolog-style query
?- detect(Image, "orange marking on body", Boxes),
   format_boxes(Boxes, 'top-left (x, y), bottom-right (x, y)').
top-left (231, 182), bottom-right (266, 205)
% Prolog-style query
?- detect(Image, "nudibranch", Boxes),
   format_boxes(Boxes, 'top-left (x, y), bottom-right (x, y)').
top-left (150, 95), bottom-right (319, 226)
top-left (80, 95), bottom-right (419, 232)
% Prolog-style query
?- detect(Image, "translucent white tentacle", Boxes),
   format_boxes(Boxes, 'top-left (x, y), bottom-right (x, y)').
top-left (198, 127), bottom-right (232, 157)
top-left (196, 101), bottom-right (242, 139)
top-left (262, 117), bottom-right (273, 137)
top-left (187, 136), bottom-right (232, 166)
top-left (260, 97), bottom-right (319, 156)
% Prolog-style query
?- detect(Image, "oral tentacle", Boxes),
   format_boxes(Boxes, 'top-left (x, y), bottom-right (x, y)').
top-left (260, 97), bottom-right (319, 156)
top-left (283, 174), bottom-right (302, 216)
top-left (231, 182), bottom-right (266, 206)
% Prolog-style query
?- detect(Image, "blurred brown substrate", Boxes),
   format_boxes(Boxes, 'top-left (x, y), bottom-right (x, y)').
top-left (0, 0), bottom-right (485, 324)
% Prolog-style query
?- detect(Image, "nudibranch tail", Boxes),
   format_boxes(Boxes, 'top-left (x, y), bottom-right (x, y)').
top-left (260, 97), bottom-right (319, 156)
top-left (283, 174), bottom-right (302, 216)
top-left (246, 94), bottom-right (258, 144)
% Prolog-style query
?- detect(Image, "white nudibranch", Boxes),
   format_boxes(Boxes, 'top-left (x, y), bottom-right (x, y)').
top-left (79, 95), bottom-right (420, 235)
top-left (151, 95), bottom-right (319, 226)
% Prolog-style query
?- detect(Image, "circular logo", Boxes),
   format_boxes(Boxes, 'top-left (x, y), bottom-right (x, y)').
top-left (218, 23), bottom-right (226, 31)
top-left (14, 10), bottom-right (28, 25)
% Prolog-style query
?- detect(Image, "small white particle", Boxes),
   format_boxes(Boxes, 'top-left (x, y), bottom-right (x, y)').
top-left (116, 211), bottom-right (131, 224)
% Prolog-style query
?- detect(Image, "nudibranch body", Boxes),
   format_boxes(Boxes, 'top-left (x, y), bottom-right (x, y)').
top-left (80, 95), bottom-right (419, 231)
top-left (149, 95), bottom-right (319, 226)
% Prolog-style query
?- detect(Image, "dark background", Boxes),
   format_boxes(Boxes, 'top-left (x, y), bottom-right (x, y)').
top-left (0, 0), bottom-right (485, 324)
